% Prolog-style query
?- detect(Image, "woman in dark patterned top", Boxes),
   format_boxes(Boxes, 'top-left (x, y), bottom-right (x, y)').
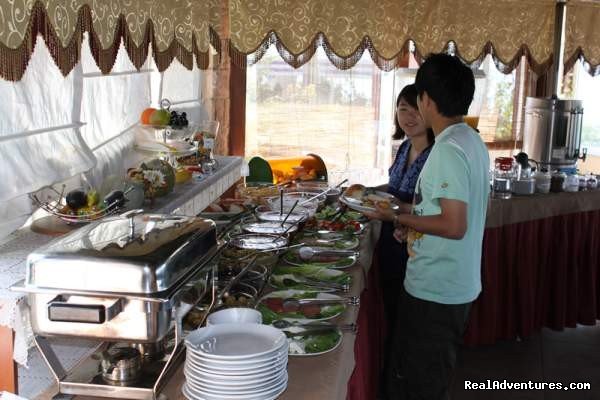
top-left (375, 84), bottom-right (434, 393)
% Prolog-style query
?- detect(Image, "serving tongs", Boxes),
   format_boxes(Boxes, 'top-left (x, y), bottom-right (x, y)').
top-left (216, 255), bottom-right (259, 305)
top-left (298, 179), bottom-right (348, 207)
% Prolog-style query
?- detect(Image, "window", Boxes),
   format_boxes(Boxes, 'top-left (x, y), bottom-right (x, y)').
top-left (564, 61), bottom-right (600, 157)
top-left (474, 55), bottom-right (518, 143)
top-left (246, 48), bottom-right (529, 184)
top-left (246, 46), bottom-right (397, 185)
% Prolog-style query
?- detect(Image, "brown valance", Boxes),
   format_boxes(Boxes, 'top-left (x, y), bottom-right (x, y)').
top-left (5, 0), bottom-right (600, 80)
top-left (227, 0), bottom-right (556, 74)
top-left (0, 0), bottom-right (213, 81)
top-left (565, 0), bottom-right (600, 76)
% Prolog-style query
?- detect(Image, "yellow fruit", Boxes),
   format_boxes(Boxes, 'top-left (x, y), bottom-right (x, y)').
top-left (175, 168), bottom-right (192, 183)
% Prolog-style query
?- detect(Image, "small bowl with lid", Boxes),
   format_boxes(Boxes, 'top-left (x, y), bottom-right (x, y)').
top-left (241, 221), bottom-right (299, 236)
top-left (223, 233), bottom-right (289, 269)
top-left (254, 205), bottom-right (309, 224)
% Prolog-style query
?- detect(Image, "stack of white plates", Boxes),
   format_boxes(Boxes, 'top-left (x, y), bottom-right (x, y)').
top-left (183, 323), bottom-right (289, 400)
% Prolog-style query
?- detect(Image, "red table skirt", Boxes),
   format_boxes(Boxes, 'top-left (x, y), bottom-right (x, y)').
top-left (346, 210), bottom-right (600, 399)
top-left (465, 209), bottom-right (600, 345)
top-left (347, 248), bottom-right (386, 400)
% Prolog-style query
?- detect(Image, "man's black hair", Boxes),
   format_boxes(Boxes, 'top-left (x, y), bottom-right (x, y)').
top-left (415, 53), bottom-right (475, 117)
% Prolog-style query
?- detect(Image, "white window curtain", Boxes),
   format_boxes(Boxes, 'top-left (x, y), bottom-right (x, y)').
top-left (158, 59), bottom-right (208, 124)
top-left (0, 39), bottom-right (95, 239)
top-left (80, 37), bottom-right (153, 189)
top-left (0, 34), bottom-right (208, 240)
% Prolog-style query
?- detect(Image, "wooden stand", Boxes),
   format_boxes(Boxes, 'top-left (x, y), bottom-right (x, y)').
top-left (0, 326), bottom-right (18, 394)
top-left (29, 214), bottom-right (79, 236)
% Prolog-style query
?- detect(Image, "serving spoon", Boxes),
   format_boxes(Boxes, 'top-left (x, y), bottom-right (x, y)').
top-left (281, 278), bottom-right (349, 292)
top-left (298, 246), bottom-right (358, 261)
top-left (281, 296), bottom-right (359, 312)
top-left (272, 319), bottom-right (356, 332)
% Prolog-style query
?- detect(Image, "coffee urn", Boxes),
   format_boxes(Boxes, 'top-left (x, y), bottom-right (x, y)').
top-left (522, 97), bottom-right (587, 168)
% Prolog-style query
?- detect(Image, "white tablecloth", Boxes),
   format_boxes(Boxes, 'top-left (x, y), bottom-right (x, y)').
top-left (0, 156), bottom-right (243, 367)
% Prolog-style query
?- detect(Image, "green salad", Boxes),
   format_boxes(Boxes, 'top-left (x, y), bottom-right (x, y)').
top-left (303, 330), bottom-right (341, 353)
top-left (315, 206), bottom-right (363, 222)
top-left (258, 291), bottom-right (345, 324)
top-left (273, 265), bottom-right (351, 282)
top-left (287, 330), bottom-right (342, 355)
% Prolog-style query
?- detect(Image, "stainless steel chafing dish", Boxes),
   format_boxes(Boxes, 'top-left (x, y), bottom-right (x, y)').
top-left (12, 210), bottom-right (222, 399)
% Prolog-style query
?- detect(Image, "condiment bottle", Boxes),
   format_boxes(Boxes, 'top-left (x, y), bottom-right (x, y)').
top-left (550, 171), bottom-right (566, 193)
top-left (587, 175), bottom-right (598, 190)
top-left (492, 157), bottom-right (515, 199)
top-left (535, 169), bottom-right (551, 194)
top-left (565, 173), bottom-right (579, 193)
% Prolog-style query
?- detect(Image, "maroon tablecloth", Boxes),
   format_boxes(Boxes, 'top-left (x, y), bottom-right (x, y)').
top-left (465, 209), bottom-right (600, 345)
top-left (346, 207), bottom-right (600, 399)
top-left (347, 246), bottom-right (386, 400)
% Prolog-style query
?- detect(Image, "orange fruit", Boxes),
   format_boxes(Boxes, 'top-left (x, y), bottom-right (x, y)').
top-left (140, 108), bottom-right (157, 125)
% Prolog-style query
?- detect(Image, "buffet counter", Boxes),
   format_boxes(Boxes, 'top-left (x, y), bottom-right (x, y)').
top-left (72, 222), bottom-right (381, 400)
top-left (0, 156), bottom-right (243, 397)
top-left (466, 190), bottom-right (600, 345)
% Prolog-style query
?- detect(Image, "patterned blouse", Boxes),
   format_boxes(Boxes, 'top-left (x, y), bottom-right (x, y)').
top-left (388, 140), bottom-right (432, 203)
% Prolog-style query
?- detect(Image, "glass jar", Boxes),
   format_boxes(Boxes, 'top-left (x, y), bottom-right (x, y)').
top-left (550, 171), bottom-right (566, 193)
top-left (578, 175), bottom-right (588, 191)
top-left (565, 174), bottom-right (579, 192)
top-left (492, 157), bottom-right (515, 199)
top-left (535, 169), bottom-right (551, 194)
top-left (587, 175), bottom-right (598, 190)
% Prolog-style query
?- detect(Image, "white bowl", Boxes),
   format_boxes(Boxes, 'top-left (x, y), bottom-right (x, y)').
top-left (206, 308), bottom-right (263, 326)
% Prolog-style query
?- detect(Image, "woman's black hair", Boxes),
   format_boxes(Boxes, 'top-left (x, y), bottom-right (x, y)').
top-left (393, 84), bottom-right (435, 144)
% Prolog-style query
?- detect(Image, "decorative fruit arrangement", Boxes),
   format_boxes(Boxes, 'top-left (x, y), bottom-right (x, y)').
top-left (59, 188), bottom-right (126, 218)
top-left (139, 99), bottom-right (189, 129)
top-left (128, 158), bottom-right (176, 199)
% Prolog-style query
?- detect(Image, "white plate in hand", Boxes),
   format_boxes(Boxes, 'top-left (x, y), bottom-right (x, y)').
top-left (339, 190), bottom-right (399, 213)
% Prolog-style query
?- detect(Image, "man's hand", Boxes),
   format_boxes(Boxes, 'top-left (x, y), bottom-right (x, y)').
top-left (393, 225), bottom-right (408, 242)
top-left (362, 201), bottom-right (397, 222)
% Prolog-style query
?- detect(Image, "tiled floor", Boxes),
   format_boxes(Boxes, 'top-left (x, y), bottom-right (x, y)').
top-left (451, 324), bottom-right (600, 400)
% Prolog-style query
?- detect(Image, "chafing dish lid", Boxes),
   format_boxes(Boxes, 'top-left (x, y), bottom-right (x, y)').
top-left (26, 213), bottom-right (216, 295)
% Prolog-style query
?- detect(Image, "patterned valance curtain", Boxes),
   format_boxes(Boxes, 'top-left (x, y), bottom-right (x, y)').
top-left (565, 0), bottom-right (600, 76)
top-left (227, 0), bottom-right (556, 74)
top-left (0, 0), bottom-right (213, 81)
top-left (4, 0), bottom-right (600, 80)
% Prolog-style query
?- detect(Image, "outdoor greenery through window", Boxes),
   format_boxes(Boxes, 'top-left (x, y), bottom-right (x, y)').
top-left (245, 48), bottom-right (520, 185)
top-left (564, 61), bottom-right (600, 157)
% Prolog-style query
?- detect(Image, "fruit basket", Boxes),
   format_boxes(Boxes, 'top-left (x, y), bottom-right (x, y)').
top-left (30, 185), bottom-right (130, 224)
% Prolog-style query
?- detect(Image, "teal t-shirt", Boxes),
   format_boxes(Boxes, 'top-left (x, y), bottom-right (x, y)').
top-left (405, 122), bottom-right (490, 304)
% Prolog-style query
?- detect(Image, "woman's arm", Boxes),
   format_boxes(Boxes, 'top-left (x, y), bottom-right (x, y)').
top-left (373, 183), bottom-right (388, 192)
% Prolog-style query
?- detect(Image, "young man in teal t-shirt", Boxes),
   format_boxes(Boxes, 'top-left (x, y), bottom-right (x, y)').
top-left (368, 53), bottom-right (489, 399)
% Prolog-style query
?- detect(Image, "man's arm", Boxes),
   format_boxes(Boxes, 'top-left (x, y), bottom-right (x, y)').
top-left (395, 198), bottom-right (467, 240)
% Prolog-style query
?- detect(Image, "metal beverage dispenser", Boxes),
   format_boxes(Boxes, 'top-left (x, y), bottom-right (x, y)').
top-left (522, 97), bottom-right (586, 168)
